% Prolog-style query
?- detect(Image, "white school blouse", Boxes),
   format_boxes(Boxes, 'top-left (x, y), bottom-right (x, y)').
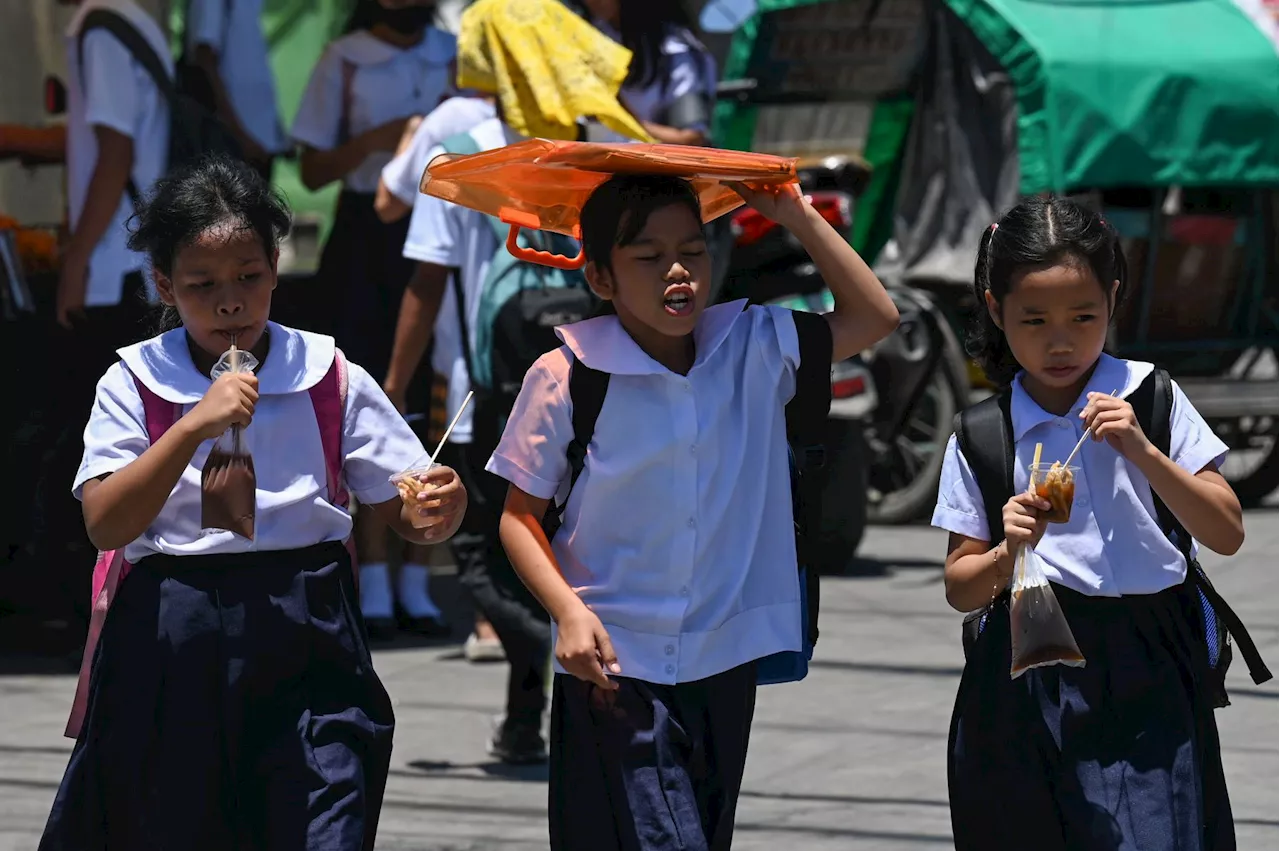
top-left (931, 354), bottom-right (1230, 597)
top-left (291, 28), bottom-right (456, 194)
top-left (64, 0), bottom-right (171, 307)
top-left (586, 20), bottom-right (718, 144)
top-left (74, 323), bottom-right (430, 563)
top-left (487, 301), bottom-right (805, 685)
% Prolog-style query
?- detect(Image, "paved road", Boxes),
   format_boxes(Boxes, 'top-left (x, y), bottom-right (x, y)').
top-left (2, 512), bottom-right (1276, 850)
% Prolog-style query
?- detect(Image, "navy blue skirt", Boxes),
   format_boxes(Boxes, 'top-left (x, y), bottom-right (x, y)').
top-left (949, 581), bottom-right (1234, 851)
top-left (40, 542), bottom-right (395, 851)
top-left (549, 663), bottom-right (757, 851)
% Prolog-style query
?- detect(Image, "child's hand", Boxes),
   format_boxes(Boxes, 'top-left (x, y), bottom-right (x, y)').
top-left (1081, 392), bottom-right (1150, 460)
top-left (1003, 492), bottom-right (1051, 550)
top-left (187, 373), bottom-right (258, 440)
top-left (728, 181), bottom-right (812, 232)
top-left (556, 606), bottom-right (621, 691)
top-left (397, 465), bottom-right (467, 540)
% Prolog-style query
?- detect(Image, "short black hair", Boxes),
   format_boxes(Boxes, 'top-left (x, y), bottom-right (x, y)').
top-left (128, 154), bottom-right (291, 278)
top-left (969, 196), bottom-right (1130, 387)
top-left (127, 155), bottom-right (291, 334)
top-left (579, 174), bottom-right (704, 273)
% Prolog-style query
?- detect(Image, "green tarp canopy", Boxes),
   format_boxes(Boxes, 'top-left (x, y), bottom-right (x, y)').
top-left (946, 0), bottom-right (1280, 193)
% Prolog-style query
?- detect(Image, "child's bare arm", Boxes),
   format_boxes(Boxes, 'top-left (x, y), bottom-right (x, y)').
top-left (499, 487), bottom-right (589, 623)
top-left (81, 419), bottom-right (206, 552)
top-left (500, 485), bottom-right (620, 688)
top-left (81, 373), bottom-right (258, 551)
top-left (1135, 453), bottom-right (1244, 556)
top-left (944, 535), bottom-right (1016, 613)
top-left (729, 183), bottom-right (899, 362)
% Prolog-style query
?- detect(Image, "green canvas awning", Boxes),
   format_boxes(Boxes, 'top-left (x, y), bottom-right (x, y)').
top-left (945, 0), bottom-right (1280, 193)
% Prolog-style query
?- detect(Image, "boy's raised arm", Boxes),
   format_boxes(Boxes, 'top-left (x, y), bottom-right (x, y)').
top-left (730, 183), bottom-right (899, 363)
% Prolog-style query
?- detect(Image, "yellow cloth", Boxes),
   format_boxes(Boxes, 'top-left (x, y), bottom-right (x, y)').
top-left (456, 0), bottom-right (653, 142)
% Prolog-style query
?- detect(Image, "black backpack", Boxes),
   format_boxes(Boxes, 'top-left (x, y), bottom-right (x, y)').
top-left (540, 308), bottom-right (838, 686)
top-left (955, 368), bottom-right (1272, 707)
top-left (77, 7), bottom-right (243, 205)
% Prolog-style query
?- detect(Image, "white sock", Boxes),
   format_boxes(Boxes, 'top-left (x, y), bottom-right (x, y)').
top-left (359, 563), bottom-right (393, 619)
top-left (398, 563), bottom-right (442, 619)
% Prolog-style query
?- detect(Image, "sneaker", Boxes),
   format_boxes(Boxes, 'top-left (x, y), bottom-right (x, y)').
top-left (487, 716), bottom-right (547, 765)
top-left (463, 632), bottom-right (506, 663)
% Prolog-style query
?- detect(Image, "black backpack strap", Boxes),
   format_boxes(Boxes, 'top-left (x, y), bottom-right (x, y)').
top-left (1134, 368), bottom-right (1272, 686)
top-left (77, 9), bottom-right (175, 207)
top-left (541, 356), bottom-right (610, 542)
top-left (953, 390), bottom-right (1015, 546)
top-left (449, 268), bottom-right (477, 388)
top-left (786, 310), bottom-right (832, 647)
top-left (787, 311), bottom-right (834, 446)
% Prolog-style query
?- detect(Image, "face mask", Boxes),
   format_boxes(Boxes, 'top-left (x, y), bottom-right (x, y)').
top-left (378, 4), bottom-right (435, 34)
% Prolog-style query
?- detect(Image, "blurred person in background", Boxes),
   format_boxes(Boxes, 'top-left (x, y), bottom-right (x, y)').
top-left (0, 0), bottom-right (172, 631)
top-left (180, 0), bottom-right (289, 181)
top-left (291, 0), bottom-right (455, 637)
top-left (573, 0), bottom-right (718, 146)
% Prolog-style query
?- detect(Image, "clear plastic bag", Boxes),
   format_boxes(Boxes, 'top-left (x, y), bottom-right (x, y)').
top-left (1009, 546), bottom-right (1086, 679)
top-left (201, 344), bottom-right (258, 538)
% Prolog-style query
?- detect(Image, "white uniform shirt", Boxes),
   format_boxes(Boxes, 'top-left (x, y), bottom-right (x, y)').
top-left (64, 0), bottom-right (171, 306)
top-left (380, 96), bottom-right (496, 206)
top-left (401, 117), bottom-right (523, 444)
top-left (932, 354), bottom-right (1230, 597)
top-left (291, 28), bottom-right (456, 194)
top-left (587, 21), bottom-right (718, 144)
top-left (74, 323), bottom-right (429, 563)
top-left (185, 0), bottom-right (287, 154)
top-left (486, 301), bottom-right (805, 685)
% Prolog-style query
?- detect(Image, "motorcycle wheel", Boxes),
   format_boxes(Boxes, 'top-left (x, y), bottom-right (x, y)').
top-left (812, 417), bottom-right (869, 574)
top-left (866, 321), bottom-right (969, 525)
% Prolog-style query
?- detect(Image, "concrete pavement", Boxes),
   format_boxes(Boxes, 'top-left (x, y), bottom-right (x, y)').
top-left (1, 511), bottom-right (1276, 850)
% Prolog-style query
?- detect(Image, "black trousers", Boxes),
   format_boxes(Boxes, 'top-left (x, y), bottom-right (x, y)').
top-left (439, 439), bottom-right (551, 734)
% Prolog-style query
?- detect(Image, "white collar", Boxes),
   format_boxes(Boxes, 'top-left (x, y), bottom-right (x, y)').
top-left (117, 322), bottom-right (337, 404)
top-left (556, 299), bottom-right (748, 377)
top-left (1009, 353), bottom-right (1155, 442)
top-left (328, 27), bottom-right (455, 67)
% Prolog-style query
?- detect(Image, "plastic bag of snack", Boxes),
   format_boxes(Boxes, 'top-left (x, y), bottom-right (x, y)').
top-left (201, 342), bottom-right (258, 538)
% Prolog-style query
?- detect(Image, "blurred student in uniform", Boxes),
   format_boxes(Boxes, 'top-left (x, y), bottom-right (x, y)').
top-left (574, 0), bottom-right (718, 146)
top-left (375, 89), bottom-right (502, 656)
top-left (292, 0), bottom-right (455, 637)
top-left (0, 0), bottom-right (172, 621)
top-left (181, 0), bottom-right (289, 181)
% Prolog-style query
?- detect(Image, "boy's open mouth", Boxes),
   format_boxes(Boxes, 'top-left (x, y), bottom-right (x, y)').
top-left (663, 284), bottom-right (696, 318)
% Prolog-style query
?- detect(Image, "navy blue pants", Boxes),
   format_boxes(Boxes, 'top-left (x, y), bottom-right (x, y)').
top-left (549, 663), bottom-right (757, 851)
top-left (40, 543), bottom-right (395, 851)
top-left (950, 582), bottom-right (1234, 851)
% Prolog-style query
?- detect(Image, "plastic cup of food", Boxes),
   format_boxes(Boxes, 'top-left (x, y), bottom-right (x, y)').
top-left (390, 464), bottom-right (439, 529)
top-left (1030, 462), bottom-right (1079, 524)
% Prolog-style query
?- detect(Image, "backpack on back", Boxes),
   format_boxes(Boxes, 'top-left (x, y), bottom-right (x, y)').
top-left (541, 308), bottom-right (839, 686)
top-left (954, 368), bottom-right (1272, 707)
top-left (65, 350), bottom-right (353, 740)
top-left (440, 132), bottom-right (600, 446)
top-left (77, 7), bottom-right (243, 203)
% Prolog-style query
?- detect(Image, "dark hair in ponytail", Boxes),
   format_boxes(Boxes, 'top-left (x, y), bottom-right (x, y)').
top-left (127, 155), bottom-right (292, 337)
top-left (968, 195), bottom-right (1129, 387)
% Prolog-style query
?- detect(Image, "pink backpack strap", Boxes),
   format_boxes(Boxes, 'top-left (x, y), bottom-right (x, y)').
top-left (67, 366), bottom-right (183, 739)
top-left (308, 348), bottom-right (359, 578)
